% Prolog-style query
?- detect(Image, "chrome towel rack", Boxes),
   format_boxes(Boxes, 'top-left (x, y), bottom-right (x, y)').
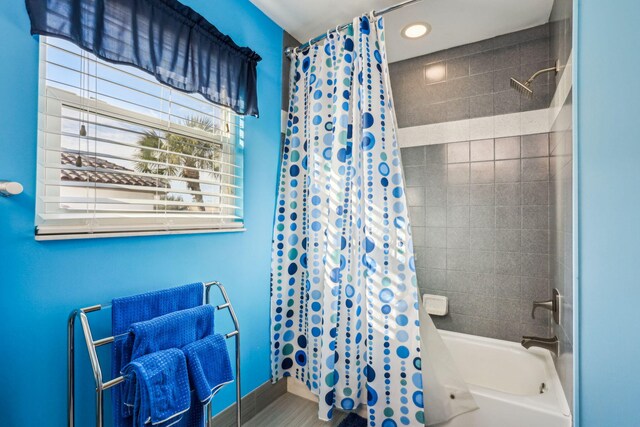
top-left (67, 281), bottom-right (241, 427)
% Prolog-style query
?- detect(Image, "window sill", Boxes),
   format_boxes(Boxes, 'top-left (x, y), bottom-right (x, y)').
top-left (35, 227), bottom-right (247, 241)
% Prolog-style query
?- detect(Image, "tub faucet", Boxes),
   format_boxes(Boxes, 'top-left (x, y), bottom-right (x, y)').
top-left (521, 335), bottom-right (559, 356)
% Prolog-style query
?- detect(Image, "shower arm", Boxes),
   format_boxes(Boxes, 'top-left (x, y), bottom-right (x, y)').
top-left (524, 60), bottom-right (560, 85)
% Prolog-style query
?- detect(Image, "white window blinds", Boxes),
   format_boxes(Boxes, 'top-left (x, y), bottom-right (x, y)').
top-left (36, 37), bottom-right (245, 239)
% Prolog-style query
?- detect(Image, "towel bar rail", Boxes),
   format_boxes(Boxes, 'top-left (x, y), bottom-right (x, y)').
top-left (67, 281), bottom-right (241, 427)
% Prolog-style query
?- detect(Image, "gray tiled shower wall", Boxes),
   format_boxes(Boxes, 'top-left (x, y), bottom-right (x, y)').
top-left (402, 135), bottom-right (552, 342)
top-left (389, 24), bottom-right (554, 128)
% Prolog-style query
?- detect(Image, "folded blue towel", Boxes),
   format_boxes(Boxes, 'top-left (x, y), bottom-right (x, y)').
top-left (112, 283), bottom-right (204, 427)
top-left (125, 305), bottom-right (215, 361)
top-left (182, 334), bottom-right (234, 403)
top-left (122, 305), bottom-right (215, 417)
top-left (121, 348), bottom-right (191, 427)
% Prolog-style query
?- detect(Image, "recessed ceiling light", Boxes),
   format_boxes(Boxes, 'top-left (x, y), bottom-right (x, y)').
top-left (401, 22), bottom-right (431, 39)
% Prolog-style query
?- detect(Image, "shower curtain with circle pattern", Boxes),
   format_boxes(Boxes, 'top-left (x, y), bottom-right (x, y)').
top-left (270, 14), bottom-right (424, 427)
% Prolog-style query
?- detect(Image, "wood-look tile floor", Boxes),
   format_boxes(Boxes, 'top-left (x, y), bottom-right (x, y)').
top-left (243, 393), bottom-right (348, 427)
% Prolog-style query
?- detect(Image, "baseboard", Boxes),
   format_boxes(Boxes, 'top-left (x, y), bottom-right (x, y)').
top-left (210, 379), bottom-right (287, 426)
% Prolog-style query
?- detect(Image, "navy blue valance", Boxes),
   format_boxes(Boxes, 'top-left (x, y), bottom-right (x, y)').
top-left (25, 0), bottom-right (262, 116)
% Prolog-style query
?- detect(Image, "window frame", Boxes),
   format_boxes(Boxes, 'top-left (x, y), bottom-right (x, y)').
top-left (35, 37), bottom-right (246, 240)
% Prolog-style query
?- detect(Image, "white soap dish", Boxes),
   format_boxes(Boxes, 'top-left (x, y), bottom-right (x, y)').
top-left (422, 294), bottom-right (448, 316)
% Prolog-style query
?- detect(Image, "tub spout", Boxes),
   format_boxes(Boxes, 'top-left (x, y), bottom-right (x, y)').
top-left (521, 335), bottom-right (559, 356)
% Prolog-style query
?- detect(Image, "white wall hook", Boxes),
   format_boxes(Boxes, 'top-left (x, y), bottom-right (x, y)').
top-left (0, 181), bottom-right (23, 197)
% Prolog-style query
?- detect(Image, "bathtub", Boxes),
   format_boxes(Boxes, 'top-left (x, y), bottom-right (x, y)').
top-left (436, 330), bottom-right (572, 427)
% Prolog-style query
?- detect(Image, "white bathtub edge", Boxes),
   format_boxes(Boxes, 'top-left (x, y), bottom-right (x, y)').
top-left (439, 329), bottom-right (572, 419)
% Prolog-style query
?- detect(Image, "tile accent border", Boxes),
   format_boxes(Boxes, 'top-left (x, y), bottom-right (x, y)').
top-left (211, 379), bottom-right (287, 427)
top-left (397, 108), bottom-right (550, 148)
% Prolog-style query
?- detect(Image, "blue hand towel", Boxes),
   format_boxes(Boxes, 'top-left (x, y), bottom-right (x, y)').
top-left (112, 283), bottom-right (204, 427)
top-left (125, 305), bottom-right (215, 361)
top-left (121, 348), bottom-right (191, 427)
top-left (122, 305), bottom-right (215, 416)
top-left (182, 334), bottom-right (234, 403)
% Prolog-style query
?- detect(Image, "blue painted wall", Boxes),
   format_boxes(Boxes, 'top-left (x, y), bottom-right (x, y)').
top-left (0, 0), bottom-right (282, 425)
top-left (577, 1), bottom-right (640, 426)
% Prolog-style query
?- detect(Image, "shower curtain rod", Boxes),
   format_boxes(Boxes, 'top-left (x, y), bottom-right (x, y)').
top-left (284, 0), bottom-right (423, 57)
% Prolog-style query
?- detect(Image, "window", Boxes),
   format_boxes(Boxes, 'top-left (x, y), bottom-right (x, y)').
top-left (36, 37), bottom-right (244, 239)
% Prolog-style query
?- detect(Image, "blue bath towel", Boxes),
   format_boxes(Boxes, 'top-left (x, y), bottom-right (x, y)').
top-left (121, 305), bottom-right (215, 416)
top-left (112, 283), bottom-right (204, 427)
top-left (112, 283), bottom-right (205, 335)
top-left (172, 393), bottom-right (206, 427)
top-left (182, 334), bottom-right (234, 403)
top-left (121, 348), bottom-right (191, 427)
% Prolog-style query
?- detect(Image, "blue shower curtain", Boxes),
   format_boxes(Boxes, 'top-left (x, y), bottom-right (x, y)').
top-left (270, 15), bottom-right (424, 426)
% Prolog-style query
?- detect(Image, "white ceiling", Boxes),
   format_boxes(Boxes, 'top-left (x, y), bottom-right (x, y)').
top-left (250, 0), bottom-right (554, 63)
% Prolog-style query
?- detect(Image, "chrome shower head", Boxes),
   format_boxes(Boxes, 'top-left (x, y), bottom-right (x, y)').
top-left (510, 78), bottom-right (534, 98)
top-left (509, 60), bottom-right (560, 99)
